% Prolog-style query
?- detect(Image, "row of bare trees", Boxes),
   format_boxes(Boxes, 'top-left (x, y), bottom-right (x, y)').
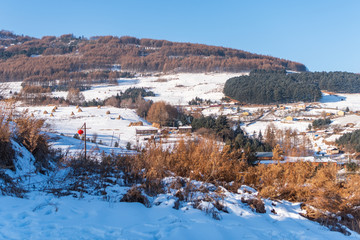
top-left (264, 123), bottom-right (312, 157)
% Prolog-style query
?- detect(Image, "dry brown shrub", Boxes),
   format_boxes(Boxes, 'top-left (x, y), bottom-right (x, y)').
top-left (153, 78), bottom-right (168, 83)
top-left (238, 161), bottom-right (360, 234)
top-left (141, 178), bottom-right (164, 197)
top-left (169, 177), bottom-right (186, 190)
top-left (0, 113), bottom-right (14, 168)
top-left (195, 127), bottom-right (214, 137)
top-left (120, 186), bottom-right (150, 207)
top-left (14, 116), bottom-right (50, 169)
top-left (0, 171), bottom-right (26, 197)
top-left (137, 139), bottom-right (243, 183)
top-left (128, 121), bottom-right (143, 127)
top-left (241, 197), bottom-right (266, 213)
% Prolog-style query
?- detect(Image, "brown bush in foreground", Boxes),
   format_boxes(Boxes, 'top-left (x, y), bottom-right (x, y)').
top-left (55, 138), bottom-right (360, 234)
top-left (0, 113), bottom-right (14, 168)
top-left (135, 139), bottom-right (246, 183)
top-left (120, 186), bottom-right (150, 207)
top-left (14, 115), bottom-right (50, 170)
top-left (241, 197), bottom-right (266, 213)
top-left (118, 139), bottom-right (359, 234)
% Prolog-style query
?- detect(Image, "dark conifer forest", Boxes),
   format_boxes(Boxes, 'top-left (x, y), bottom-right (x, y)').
top-left (223, 70), bottom-right (322, 104)
top-left (336, 130), bottom-right (360, 153)
top-left (224, 70), bottom-right (360, 104)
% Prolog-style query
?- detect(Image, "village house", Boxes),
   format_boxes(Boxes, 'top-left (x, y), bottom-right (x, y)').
top-left (337, 110), bottom-right (345, 116)
top-left (256, 152), bottom-right (273, 161)
top-left (135, 126), bottom-right (159, 135)
top-left (178, 126), bottom-right (192, 134)
top-left (326, 148), bottom-right (340, 155)
top-left (285, 116), bottom-right (293, 121)
top-left (296, 103), bottom-right (306, 111)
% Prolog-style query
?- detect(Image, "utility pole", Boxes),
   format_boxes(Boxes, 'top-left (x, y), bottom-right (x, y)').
top-left (84, 122), bottom-right (86, 160)
top-left (79, 122), bottom-right (87, 160)
top-left (110, 131), bottom-right (114, 147)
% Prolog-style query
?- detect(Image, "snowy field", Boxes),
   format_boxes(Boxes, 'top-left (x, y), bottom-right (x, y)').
top-left (0, 81), bottom-right (22, 98)
top-left (51, 73), bottom-right (244, 105)
top-left (16, 105), bottom-right (150, 155)
top-left (332, 115), bottom-right (360, 128)
top-left (243, 121), bottom-right (310, 136)
top-left (320, 93), bottom-right (360, 111)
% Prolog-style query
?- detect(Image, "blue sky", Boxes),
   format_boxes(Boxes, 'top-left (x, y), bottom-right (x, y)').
top-left (1, 0), bottom-right (359, 72)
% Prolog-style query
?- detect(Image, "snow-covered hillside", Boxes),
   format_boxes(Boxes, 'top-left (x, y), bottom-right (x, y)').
top-left (51, 73), bottom-right (244, 105)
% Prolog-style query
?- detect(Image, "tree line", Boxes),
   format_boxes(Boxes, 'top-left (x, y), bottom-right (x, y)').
top-left (297, 71), bottom-right (360, 93)
top-left (336, 129), bottom-right (360, 154)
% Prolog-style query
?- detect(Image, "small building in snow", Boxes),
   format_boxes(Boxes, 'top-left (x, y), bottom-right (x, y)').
top-left (256, 152), bottom-right (273, 161)
top-left (326, 148), bottom-right (340, 155)
top-left (285, 116), bottom-right (293, 121)
top-left (337, 111), bottom-right (345, 116)
top-left (296, 103), bottom-right (306, 111)
top-left (179, 126), bottom-right (192, 134)
top-left (135, 126), bottom-right (159, 135)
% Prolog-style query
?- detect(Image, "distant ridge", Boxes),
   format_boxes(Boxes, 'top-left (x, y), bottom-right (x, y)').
top-left (0, 30), bottom-right (306, 87)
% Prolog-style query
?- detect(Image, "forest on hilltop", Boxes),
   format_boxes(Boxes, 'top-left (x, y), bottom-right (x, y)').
top-left (224, 70), bottom-right (360, 104)
top-left (0, 30), bottom-right (306, 90)
top-left (224, 70), bottom-right (322, 104)
top-left (298, 71), bottom-right (360, 93)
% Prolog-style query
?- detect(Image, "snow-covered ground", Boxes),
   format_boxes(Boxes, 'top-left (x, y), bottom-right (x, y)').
top-left (3, 142), bottom-right (359, 240)
top-left (1, 190), bottom-right (359, 240)
top-left (0, 81), bottom-right (22, 98)
top-left (243, 120), bottom-right (310, 136)
top-left (51, 73), bottom-right (244, 105)
top-left (332, 115), bottom-right (360, 128)
top-left (17, 105), bottom-right (150, 155)
top-left (320, 93), bottom-right (360, 111)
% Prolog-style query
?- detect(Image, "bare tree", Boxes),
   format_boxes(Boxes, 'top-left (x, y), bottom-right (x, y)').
top-left (66, 88), bottom-right (85, 105)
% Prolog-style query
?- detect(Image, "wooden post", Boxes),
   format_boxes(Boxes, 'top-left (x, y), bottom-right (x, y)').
top-left (84, 122), bottom-right (87, 161)
top-left (80, 122), bottom-right (87, 160)
top-left (110, 131), bottom-right (114, 147)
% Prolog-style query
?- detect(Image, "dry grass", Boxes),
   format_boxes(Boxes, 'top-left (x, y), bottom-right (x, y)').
top-left (121, 186), bottom-right (150, 207)
top-left (114, 139), bottom-right (360, 234)
top-left (0, 110), bottom-right (14, 168)
top-left (153, 78), bottom-right (168, 83)
top-left (241, 197), bottom-right (266, 213)
top-left (14, 115), bottom-right (50, 170)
